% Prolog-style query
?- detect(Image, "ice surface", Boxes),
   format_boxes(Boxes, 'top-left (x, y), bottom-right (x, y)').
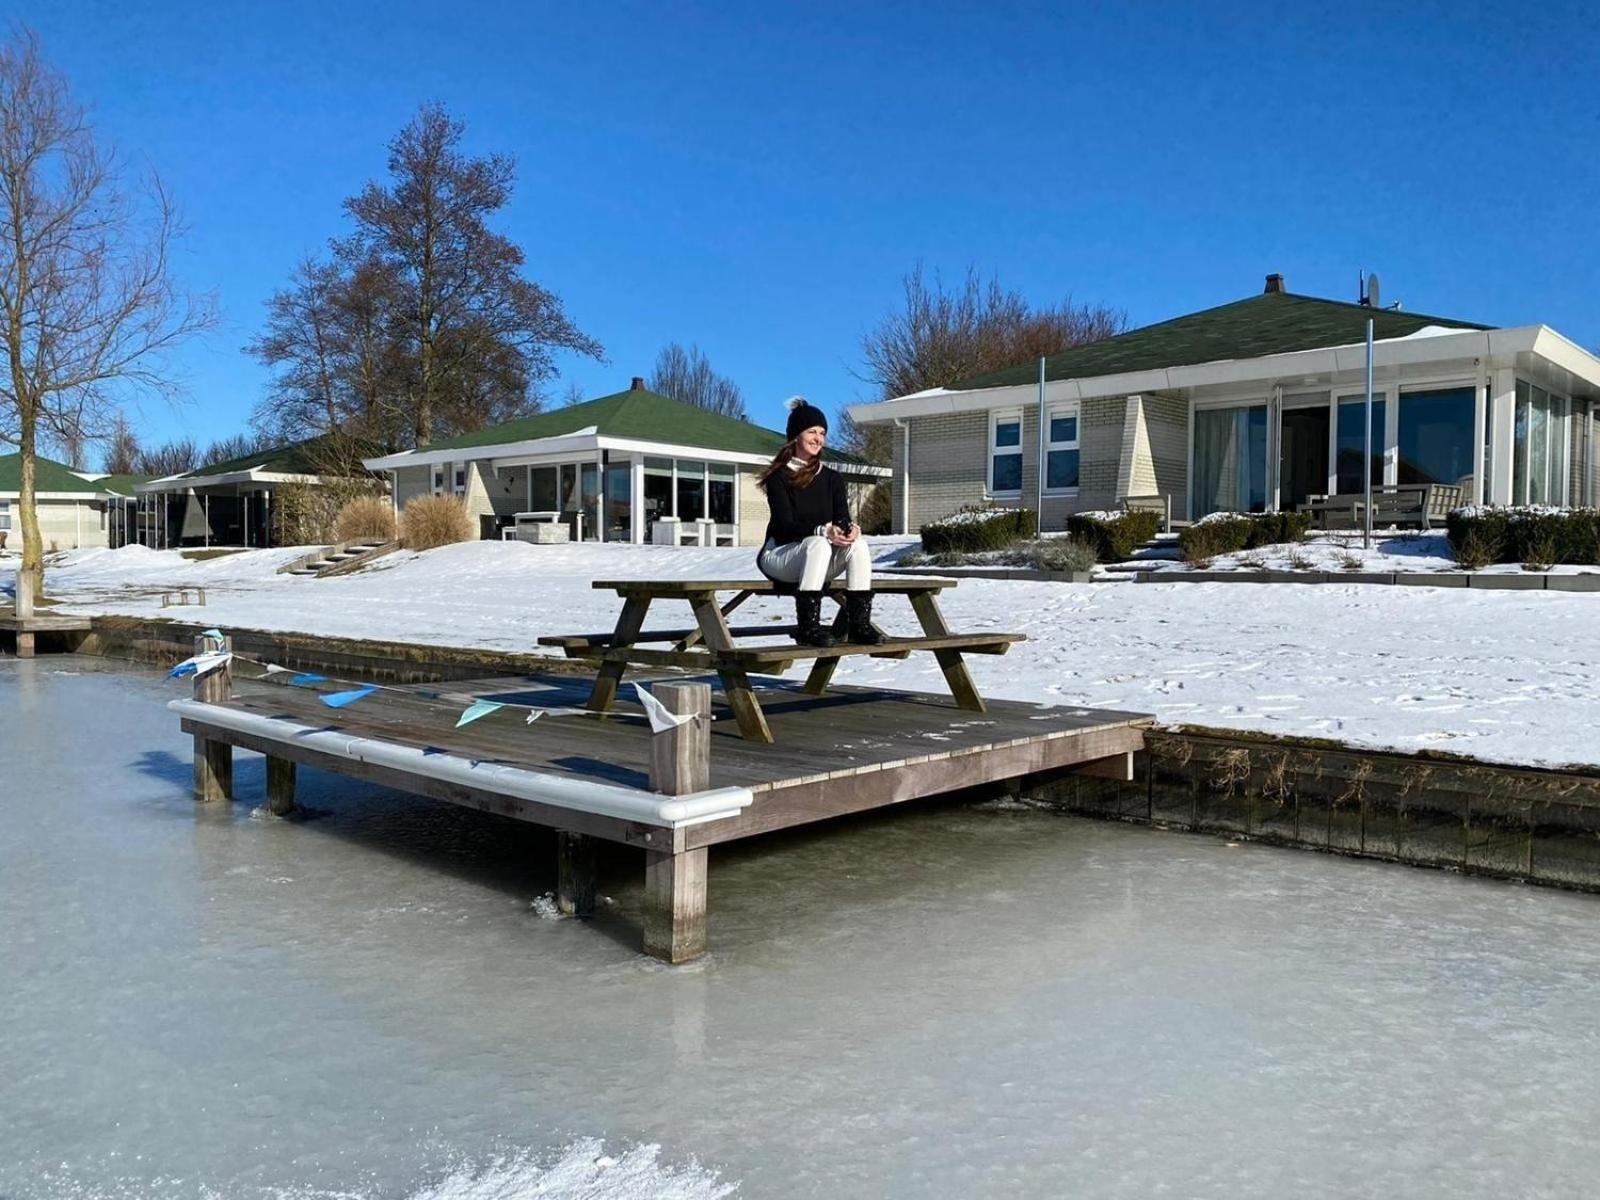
top-left (4, 660), bottom-right (1600, 1198)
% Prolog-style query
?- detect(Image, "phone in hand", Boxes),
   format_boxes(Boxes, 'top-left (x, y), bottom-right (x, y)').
top-left (837, 519), bottom-right (855, 537)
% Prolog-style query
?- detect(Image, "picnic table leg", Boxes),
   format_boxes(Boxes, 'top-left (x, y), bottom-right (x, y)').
top-left (587, 595), bottom-right (651, 714)
top-left (908, 591), bottom-right (987, 713)
top-left (688, 595), bottom-right (775, 743)
top-left (803, 657), bottom-right (840, 696)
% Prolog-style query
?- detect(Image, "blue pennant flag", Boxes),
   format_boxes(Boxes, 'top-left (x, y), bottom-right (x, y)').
top-left (290, 673), bottom-right (328, 686)
top-left (455, 700), bottom-right (505, 727)
top-left (201, 628), bottom-right (225, 641)
top-left (321, 686), bottom-right (378, 709)
top-left (168, 660), bottom-right (199, 679)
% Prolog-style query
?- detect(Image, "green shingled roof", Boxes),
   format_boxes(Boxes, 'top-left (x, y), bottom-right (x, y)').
top-left (948, 291), bottom-right (1491, 392)
top-left (167, 433), bottom-right (378, 481)
top-left (418, 387), bottom-right (870, 466)
top-left (0, 453), bottom-right (104, 495)
top-left (96, 473), bottom-right (152, 496)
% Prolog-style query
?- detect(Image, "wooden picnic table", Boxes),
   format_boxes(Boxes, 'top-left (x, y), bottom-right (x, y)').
top-left (538, 577), bottom-right (1023, 744)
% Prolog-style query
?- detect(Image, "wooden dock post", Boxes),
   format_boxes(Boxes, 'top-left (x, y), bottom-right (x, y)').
top-left (192, 634), bottom-right (234, 803)
top-left (643, 682), bottom-right (711, 963)
top-left (265, 756), bottom-right (297, 816)
top-left (557, 831), bottom-right (596, 918)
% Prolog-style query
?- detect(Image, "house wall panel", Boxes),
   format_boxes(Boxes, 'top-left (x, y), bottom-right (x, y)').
top-left (1143, 393), bottom-right (1191, 520)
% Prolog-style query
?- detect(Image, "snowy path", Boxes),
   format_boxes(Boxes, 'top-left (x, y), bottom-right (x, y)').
top-left (7, 540), bottom-right (1599, 770)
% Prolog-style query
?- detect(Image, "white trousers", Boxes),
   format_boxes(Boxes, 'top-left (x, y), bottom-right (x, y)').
top-left (758, 535), bottom-right (872, 591)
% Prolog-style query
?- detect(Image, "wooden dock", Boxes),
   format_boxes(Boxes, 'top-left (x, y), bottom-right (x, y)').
top-left (0, 607), bottom-right (92, 657)
top-left (172, 638), bottom-right (1151, 962)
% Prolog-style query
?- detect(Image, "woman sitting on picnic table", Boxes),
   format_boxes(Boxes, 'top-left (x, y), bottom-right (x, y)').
top-left (756, 397), bottom-right (883, 649)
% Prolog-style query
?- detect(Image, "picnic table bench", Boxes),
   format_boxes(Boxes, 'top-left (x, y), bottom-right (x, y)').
top-left (539, 577), bottom-right (1024, 743)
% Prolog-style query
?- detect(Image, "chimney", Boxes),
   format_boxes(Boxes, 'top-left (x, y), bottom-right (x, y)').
top-left (1264, 273), bottom-right (1285, 294)
top-left (630, 376), bottom-right (646, 391)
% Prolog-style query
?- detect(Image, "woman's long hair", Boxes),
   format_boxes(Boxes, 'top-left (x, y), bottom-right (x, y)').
top-left (757, 439), bottom-right (822, 493)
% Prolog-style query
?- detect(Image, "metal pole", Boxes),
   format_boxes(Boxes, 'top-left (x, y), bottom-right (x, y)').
top-left (1036, 355), bottom-right (1047, 518)
top-left (1364, 317), bottom-right (1375, 550)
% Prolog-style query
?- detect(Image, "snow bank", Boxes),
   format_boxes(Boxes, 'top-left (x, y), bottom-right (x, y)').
top-left (16, 537), bottom-right (1600, 770)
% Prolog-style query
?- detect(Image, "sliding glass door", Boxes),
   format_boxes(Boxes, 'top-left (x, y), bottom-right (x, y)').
top-left (1192, 404), bottom-right (1268, 517)
top-left (1279, 406), bottom-right (1330, 510)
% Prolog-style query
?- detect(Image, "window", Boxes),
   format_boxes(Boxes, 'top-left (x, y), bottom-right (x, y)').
top-left (1044, 406), bottom-right (1079, 492)
top-left (1398, 387), bottom-right (1475, 490)
top-left (453, 465), bottom-right (467, 494)
top-left (580, 463), bottom-right (599, 541)
top-left (708, 463), bottom-right (736, 524)
top-left (1192, 404), bottom-right (1267, 516)
top-left (643, 457), bottom-right (673, 540)
top-left (676, 459), bottom-right (706, 521)
top-left (529, 466), bottom-right (558, 511)
top-left (1335, 396), bottom-right (1386, 493)
top-left (989, 413), bottom-right (1023, 496)
top-left (1514, 381), bottom-right (1572, 505)
top-left (604, 462), bottom-right (631, 542)
top-left (431, 467), bottom-right (445, 496)
top-left (0, 500), bottom-right (9, 531)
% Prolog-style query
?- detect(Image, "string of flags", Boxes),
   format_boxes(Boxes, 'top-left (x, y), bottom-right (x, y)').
top-left (169, 626), bottom-right (698, 734)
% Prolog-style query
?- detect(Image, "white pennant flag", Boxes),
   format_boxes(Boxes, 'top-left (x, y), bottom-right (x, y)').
top-left (634, 683), bottom-right (694, 734)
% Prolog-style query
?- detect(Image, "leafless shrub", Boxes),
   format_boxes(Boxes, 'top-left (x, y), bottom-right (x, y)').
top-left (399, 495), bottom-right (474, 550)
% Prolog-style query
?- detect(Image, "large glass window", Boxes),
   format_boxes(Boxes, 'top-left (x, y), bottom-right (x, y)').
top-left (559, 464), bottom-right (579, 511)
top-left (604, 462), bottom-right (631, 542)
top-left (643, 457), bottom-right (673, 540)
top-left (1397, 387), bottom-right (1475, 489)
top-left (676, 459), bottom-right (706, 521)
top-left (1192, 404), bottom-right (1267, 516)
top-left (1045, 407), bottom-right (1079, 491)
top-left (1336, 396), bottom-right (1386, 493)
top-left (708, 463), bottom-right (736, 525)
top-left (0, 500), bottom-right (9, 531)
top-left (1512, 381), bottom-right (1570, 505)
top-left (529, 467), bottom-right (558, 511)
top-left (1528, 387), bottom-right (1549, 505)
top-left (989, 413), bottom-right (1022, 495)
top-left (580, 463), bottom-right (599, 541)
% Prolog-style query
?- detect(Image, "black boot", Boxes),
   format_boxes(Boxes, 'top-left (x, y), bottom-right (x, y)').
top-left (845, 591), bottom-right (885, 645)
top-left (794, 591), bottom-right (834, 648)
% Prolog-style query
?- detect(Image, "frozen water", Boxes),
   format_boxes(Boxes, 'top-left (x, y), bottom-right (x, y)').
top-left (4, 658), bottom-right (1600, 1198)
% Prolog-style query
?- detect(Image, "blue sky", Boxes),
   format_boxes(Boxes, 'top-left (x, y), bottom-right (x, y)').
top-left (22, 0), bottom-right (1599, 459)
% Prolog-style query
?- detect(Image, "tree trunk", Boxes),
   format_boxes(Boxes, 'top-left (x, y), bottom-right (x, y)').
top-left (17, 411), bottom-right (43, 611)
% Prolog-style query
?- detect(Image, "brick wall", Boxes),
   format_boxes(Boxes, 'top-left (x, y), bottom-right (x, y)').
top-left (1142, 392), bottom-right (1191, 521)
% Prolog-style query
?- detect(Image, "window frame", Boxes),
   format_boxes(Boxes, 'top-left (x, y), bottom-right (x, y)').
top-left (987, 409), bottom-right (1024, 499)
top-left (1042, 403), bottom-right (1081, 496)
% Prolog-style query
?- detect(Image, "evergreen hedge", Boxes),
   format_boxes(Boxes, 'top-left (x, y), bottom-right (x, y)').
top-left (1178, 511), bottom-right (1313, 563)
top-left (920, 505), bottom-right (1038, 554)
top-left (1444, 506), bottom-right (1600, 567)
top-left (1064, 510), bottom-right (1162, 561)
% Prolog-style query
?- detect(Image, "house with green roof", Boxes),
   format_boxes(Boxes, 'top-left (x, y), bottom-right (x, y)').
top-left (364, 379), bottom-right (890, 546)
top-left (133, 434), bottom-right (374, 548)
top-left (0, 453), bottom-right (126, 551)
top-left (846, 274), bottom-right (1600, 531)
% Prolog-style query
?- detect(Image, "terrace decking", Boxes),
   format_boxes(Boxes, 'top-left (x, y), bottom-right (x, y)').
top-left (172, 649), bottom-right (1151, 962)
top-left (0, 607), bottom-right (92, 657)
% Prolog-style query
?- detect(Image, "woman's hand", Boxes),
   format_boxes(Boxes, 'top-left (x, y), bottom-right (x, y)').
top-left (826, 523), bottom-right (859, 547)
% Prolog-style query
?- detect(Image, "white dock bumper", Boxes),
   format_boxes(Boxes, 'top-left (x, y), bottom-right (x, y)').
top-left (168, 698), bottom-right (753, 829)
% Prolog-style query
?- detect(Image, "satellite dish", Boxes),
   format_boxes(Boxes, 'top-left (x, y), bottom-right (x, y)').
top-left (1366, 272), bottom-right (1381, 310)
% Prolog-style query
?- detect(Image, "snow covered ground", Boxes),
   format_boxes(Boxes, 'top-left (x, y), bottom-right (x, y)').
top-left (1128, 529), bottom-right (1600, 575)
top-left (7, 539), bottom-right (1600, 770)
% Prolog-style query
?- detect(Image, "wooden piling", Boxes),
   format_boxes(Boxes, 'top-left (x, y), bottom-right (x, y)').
top-left (557, 831), bottom-right (596, 918)
top-left (643, 681), bottom-right (712, 962)
top-left (192, 634), bottom-right (234, 803)
top-left (265, 755), bottom-right (297, 816)
top-left (16, 630), bottom-right (34, 658)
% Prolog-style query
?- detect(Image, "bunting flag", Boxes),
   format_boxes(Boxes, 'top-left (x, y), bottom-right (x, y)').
top-left (455, 700), bottom-right (505, 727)
top-left (290, 673), bottom-right (328, 686)
top-left (321, 685), bottom-right (379, 708)
top-left (634, 683), bottom-right (694, 734)
top-left (200, 628), bottom-right (225, 642)
top-left (168, 650), bottom-right (232, 679)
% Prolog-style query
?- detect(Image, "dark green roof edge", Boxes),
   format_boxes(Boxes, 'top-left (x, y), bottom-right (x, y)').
top-left (948, 291), bottom-right (1493, 392)
top-left (411, 387), bottom-right (873, 468)
top-left (0, 452), bottom-right (105, 494)
top-left (168, 433), bottom-right (381, 480)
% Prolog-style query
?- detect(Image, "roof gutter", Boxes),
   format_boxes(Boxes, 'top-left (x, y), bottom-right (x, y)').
top-left (167, 698), bottom-right (754, 829)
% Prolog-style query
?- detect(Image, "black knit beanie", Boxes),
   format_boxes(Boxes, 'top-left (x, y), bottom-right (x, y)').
top-left (785, 396), bottom-right (828, 440)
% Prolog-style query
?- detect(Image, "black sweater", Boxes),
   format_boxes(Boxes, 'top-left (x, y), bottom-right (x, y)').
top-left (762, 463), bottom-right (849, 546)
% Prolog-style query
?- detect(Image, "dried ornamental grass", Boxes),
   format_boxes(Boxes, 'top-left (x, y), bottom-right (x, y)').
top-left (334, 495), bottom-right (396, 543)
top-left (399, 495), bottom-right (475, 550)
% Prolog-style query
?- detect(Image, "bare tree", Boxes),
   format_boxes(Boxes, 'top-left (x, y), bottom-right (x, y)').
top-left (860, 265), bottom-right (1125, 403)
top-left (201, 430), bottom-right (274, 467)
top-left (649, 342), bottom-right (746, 420)
top-left (0, 30), bottom-right (214, 606)
top-left (135, 437), bottom-right (197, 477)
top-left (342, 102), bottom-right (603, 446)
top-left (102, 412), bottom-right (141, 473)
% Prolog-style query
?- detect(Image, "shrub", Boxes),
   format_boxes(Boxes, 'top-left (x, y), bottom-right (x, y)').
top-left (920, 505), bottom-right (1038, 554)
top-left (1178, 511), bottom-right (1313, 564)
top-left (996, 537), bottom-right (1099, 573)
top-left (855, 482), bottom-right (893, 536)
top-left (334, 495), bottom-right (397, 543)
top-left (1064, 509), bottom-right (1161, 562)
top-left (399, 495), bottom-right (475, 550)
top-left (1446, 506), bottom-right (1600, 568)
